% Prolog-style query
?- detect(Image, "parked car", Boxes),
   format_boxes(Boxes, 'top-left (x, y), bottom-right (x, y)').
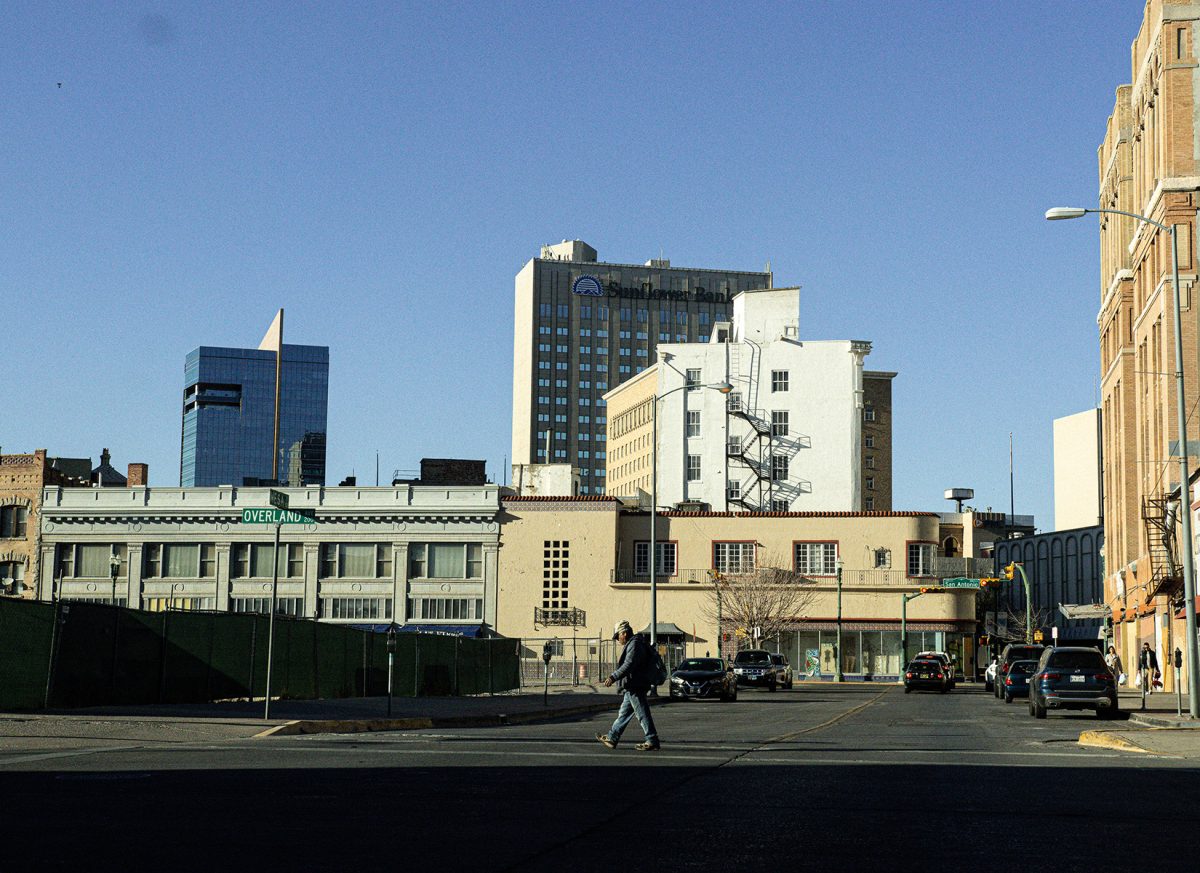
top-left (1029, 646), bottom-right (1118, 719)
top-left (995, 643), bottom-right (1046, 699)
top-left (916, 651), bottom-right (955, 687)
top-left (668, 658), bottom-right (738, 701)
top-left (769, 653), bottom-right (794, 689)
top-left (984, 658), bottom-right (998, 693)
top-left (1001, 659), bottom-right (1037, 703)
top-left (732, 650), bottom-right (779, 690)
top-left (904, 657), bottom-right (949, 693)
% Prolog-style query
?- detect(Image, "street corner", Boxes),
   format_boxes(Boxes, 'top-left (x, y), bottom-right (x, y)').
top-left (1077, 729), bottom-right (1150, 754)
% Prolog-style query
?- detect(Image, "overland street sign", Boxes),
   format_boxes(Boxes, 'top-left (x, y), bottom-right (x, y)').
top-left (241, 508), bottom-right (315, 525)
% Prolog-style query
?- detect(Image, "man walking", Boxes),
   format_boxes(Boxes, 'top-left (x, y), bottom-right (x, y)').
top-left (1139, 642), bottom-right (1160, 695)
top-left (596, 620), bottom-right (660, 751)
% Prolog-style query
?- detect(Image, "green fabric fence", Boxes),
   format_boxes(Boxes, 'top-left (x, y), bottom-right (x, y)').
top-left (0, 598), bottom-right (519, 711)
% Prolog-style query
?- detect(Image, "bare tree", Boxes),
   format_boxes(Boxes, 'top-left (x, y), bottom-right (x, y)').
top-left (991, 604), bottom-right (1054, 645)
top-left (702, 556), bottom-right (819, 649)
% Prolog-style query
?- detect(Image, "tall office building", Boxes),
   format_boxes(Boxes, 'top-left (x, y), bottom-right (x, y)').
top-left (181, 311), bottom-right (329, 487)
top-left (511, 240), bottom-right (772, 495)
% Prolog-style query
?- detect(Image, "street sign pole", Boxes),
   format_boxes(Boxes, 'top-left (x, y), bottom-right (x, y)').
top-left (263, 520), bottom-right (281, 720)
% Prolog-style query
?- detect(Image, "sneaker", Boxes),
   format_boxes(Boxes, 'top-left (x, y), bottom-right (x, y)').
top-left (634, 741), bottom-right (660, 752)
top-left (596, 733), bottom-right (617, 749)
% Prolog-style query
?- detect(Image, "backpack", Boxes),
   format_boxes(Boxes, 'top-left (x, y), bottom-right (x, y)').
top-left (649, 648), bottom-right (668, 686)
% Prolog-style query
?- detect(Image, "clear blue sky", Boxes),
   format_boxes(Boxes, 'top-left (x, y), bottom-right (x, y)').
top-left (1, 2), bottom-right (1143, 529)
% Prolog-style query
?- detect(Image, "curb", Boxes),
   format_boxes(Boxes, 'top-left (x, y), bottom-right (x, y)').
top-left (1127, 711), bottom-right (1200, 729)
top-left (254, 697), bottom-right (670, 738)
top-left (1077, 730), bottom-right (1150, 754)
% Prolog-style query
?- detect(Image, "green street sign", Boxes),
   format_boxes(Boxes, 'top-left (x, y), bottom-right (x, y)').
top-left (241, 507), bottom-right (315, 525)
top-left (269, 489), bottom-right (289, 511)
top-left (940, 577), bottom-right (981, 589)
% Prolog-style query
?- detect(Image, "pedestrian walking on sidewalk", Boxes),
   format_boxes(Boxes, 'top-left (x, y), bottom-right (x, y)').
top-left (1139, 642), bottom-right (1160, 695)
top-left (1105, 646), bottom-right (1124, 685)
top-left (596, 620), bottom-right (660, 751)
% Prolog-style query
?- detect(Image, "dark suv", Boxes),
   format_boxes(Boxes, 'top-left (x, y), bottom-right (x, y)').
top-left (994, 643), bottom-right (1045, 699)
top-left (1029, 646), bottom-right (1118, 719)
top-left (733, 650), bottom-right (779, 690)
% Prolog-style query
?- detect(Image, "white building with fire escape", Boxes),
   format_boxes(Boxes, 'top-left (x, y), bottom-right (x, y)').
top-left (603, 286), bottom-right (875, 512)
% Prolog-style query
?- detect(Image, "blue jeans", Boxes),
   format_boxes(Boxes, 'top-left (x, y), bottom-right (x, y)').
top-left (608, 689), bottom-right (658, 745)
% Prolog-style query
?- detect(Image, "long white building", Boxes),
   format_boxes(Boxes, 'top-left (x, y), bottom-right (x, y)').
top-left (604, 287), bottom-right (879, 512)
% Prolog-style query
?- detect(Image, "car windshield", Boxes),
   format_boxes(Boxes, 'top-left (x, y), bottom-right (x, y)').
top-left (677, 659), bottom-right (723, 672)
top-left (770, 655), bottom-right (785, 665)
top-left (1047, 651), bottom-right (1106, 670)
top-left (1009, 660), bottom-right (1036, 673)
top-left (735, 652), bottom-right (771, 665)
top-left (909, 661), bottom-right (939, 670)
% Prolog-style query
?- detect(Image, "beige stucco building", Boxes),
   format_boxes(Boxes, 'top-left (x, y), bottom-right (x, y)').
top-left (1097, 0), bottom-right (1200, 690)
top-left (496, 497), bottom-right (975, 679)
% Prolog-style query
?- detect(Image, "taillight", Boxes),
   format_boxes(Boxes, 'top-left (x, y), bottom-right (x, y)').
top-left (1095, 673), bottom-right (1113, 683)
top-left (905, 672), bottom-right (913, 679)
top-left (936, 672), bottom-right (943, 679)
top-left (1042, 672), bottom-right (1061, 681)
top-left (1005, 677), bottom-right (1013, 685)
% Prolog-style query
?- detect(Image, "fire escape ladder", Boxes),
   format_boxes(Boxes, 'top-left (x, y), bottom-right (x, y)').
top-left (1141, 495), bottom-right (1183, 604)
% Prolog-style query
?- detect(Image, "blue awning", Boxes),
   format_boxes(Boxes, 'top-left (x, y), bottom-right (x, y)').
top-left (397, 623), bottom-right (488, 638)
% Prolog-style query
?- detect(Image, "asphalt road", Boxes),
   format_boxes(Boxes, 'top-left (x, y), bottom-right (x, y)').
top-left (3, 683), bottom-right (1194, 872)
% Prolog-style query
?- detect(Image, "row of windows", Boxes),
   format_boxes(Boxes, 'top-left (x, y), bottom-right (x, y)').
top-left (54, 542), bottom-right (486, 581)
top-left (626, 541), bottom-right (934, 577)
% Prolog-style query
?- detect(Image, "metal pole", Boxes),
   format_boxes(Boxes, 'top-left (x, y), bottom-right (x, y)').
top-left (835, 563), bottom-right (844, 682)
top-left (263, 521), bottom-right (280, 720)
top-left (900, 593), bottom-right (907, 670)
top-left (1168, 226), bottom-right (1200, 719)
top-left (43, 574), bottom-right (60, 709)
top-left (387, 648), bottom-right (394, 717)
top-left (1015, 564), bottom-right (1032, 643)
top-left (650, 396), bottom-right (658, 650)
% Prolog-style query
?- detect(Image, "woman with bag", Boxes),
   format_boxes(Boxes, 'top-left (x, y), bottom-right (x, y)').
top-left (1105, 645), bottom-right (1125, 686)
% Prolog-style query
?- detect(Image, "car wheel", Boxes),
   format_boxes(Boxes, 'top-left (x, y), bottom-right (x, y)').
top-left (1033, 700), bottom-right (1047, 719)
top-left (904, 686), bottom-right (911, 693)
top-left (768, 680), bottom-right (776, 692)
top-left (1004, 692), bottom-right (1012, 704)
top-left (984, 680), bottom-right (993, 693)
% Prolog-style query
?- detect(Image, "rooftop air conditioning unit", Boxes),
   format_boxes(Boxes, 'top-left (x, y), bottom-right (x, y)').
top-left (674, 500), bottom-right (709, 513)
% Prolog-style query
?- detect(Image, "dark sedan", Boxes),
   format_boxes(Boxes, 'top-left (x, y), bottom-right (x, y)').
top-left (1001, 659), bottom-right (1037, 703)
top-left (669, 658), bottom-right (738, 701)
top-left (904, 658), bottom-right (949, 693)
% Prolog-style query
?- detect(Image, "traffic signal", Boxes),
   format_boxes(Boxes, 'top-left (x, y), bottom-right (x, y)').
top-left (979, 634), bottom-right (990, 646)
top-left (979, 577), bottom-right (998, 589)
top-left (919, 586), bottom-right (943, 594)
top-left (1002, 563), bottom-right (1015, 580)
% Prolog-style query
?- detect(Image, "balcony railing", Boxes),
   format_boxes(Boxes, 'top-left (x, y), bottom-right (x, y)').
top-left (609, 568), bottom-right (942, 587)
top-left (534, 607), bottom-right (587, 627)
top-left (610, 568), bottom-right (711, 585)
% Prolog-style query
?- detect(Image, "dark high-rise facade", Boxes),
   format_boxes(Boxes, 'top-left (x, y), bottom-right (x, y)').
top-left (180, 327), bottom-right (328, 487)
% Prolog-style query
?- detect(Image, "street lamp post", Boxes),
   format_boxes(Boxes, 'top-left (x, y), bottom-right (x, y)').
top-left (835, 559), bottom-right (844, 682)
top-left (649, 379), bottom-right (732, 650)
top-left (109, 552), bottom-right (121, 606)
top-left (1047, 205), bottom-right (1200, 719)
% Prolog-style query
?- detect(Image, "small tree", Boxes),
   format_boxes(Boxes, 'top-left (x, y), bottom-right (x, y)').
top-left (702, 557), bottom-right (818, 651)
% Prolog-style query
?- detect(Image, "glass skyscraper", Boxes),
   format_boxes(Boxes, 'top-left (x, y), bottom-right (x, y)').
top-left (180, 343), bottom-right (329, 487)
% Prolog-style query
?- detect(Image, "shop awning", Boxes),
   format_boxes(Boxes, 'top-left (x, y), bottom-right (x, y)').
top-left (638, 622), bottom-right (691, 638)
top-left (398, 624), bottom-right (488, 638)
top-left (1057, 603), bottom-right (1112, 620)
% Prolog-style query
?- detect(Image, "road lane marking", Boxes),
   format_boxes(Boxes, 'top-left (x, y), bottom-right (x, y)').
top-left (0, 744), bottom-right (146, 766)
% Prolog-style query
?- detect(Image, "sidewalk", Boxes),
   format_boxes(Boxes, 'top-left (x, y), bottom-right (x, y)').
top-left (0, 683), bottom-right (645, 744)
top-left (1077, 688), bottom-right (1200, 757)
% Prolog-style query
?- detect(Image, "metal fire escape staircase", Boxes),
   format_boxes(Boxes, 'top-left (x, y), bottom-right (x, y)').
top-left (726, 341), bottom-right (773, 511)
top-left (1141, 495), bottom-right (1183, 605)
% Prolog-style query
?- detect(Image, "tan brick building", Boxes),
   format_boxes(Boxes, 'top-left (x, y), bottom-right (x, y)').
top-left (0, 450), bottom-right (86, 598)
top-left (496, 497), bottom-right (974, 680)
top-left (1098, 0), bottom-right (1200, 689)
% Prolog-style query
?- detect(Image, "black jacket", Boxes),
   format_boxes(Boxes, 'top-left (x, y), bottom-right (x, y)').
top-left (1139, 648), bottom-right (1160, 671)
top-left (610, 634), bottom-right (653, 694)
